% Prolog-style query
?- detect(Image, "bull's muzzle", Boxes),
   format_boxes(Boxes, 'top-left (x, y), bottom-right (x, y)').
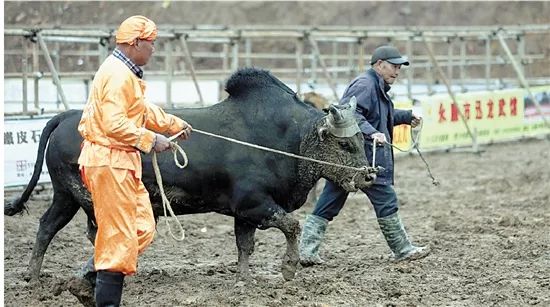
top-left (341, 166), bottom-right (379, 192)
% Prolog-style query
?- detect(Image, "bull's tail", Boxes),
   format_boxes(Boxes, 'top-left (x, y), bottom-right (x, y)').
top-left (4, 111), bottom-right (77, 216)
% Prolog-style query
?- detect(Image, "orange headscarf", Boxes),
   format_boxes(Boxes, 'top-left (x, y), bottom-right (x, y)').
top-left (115, 15), bottom-right (158, 45)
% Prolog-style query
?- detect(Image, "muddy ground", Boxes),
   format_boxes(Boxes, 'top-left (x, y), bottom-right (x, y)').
top-left (4, 137), bottom-right (550, 306)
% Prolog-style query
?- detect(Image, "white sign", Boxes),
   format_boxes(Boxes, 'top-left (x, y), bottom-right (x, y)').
top-left (4, 117), bottom-right (53, 187)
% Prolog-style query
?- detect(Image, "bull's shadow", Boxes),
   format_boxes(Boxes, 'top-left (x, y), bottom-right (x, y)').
top-left (5, 67), bottom-right (376, 283)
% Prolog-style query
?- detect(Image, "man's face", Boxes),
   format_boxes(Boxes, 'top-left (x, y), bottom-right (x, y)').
top-left (133, 39), bottom-right (155, 66)
top-left (375, 60), bottom-right (402, 84)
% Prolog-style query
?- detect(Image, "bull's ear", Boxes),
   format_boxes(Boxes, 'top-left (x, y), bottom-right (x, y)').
top-left (317, 125), bottom-right (329, 141)
top-left (348, 96), bottom-right (357, 111)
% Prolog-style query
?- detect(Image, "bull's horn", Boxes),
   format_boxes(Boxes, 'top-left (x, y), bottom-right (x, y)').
top-left (328, 104), bottom-right (343, 121)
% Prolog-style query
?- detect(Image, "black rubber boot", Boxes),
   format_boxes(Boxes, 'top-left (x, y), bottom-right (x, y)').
top-left (378, 212), bottom-right (430, 262)
top-left (95, 270), bottom-right (125, 307)
top-left (68, 256), bottom-right (97, 307)
top-left (299, 214), bottom-right (329, 266)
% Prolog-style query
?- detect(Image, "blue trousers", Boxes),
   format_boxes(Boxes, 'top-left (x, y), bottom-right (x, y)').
top-left (312, 180), bottom-right (398, 221)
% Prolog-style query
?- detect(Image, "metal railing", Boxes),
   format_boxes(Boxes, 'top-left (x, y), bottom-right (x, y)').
top-left (4, 24), bottom-right (550, 116)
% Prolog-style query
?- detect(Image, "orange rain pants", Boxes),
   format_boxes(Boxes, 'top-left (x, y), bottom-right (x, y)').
top-left (81, 165), bottom-right (154, 275)
top-left (77, 53), bottom-right (188, 275)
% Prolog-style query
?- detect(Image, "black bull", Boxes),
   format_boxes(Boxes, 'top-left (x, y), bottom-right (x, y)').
top-left (5, 68), bottom-right (376, 282)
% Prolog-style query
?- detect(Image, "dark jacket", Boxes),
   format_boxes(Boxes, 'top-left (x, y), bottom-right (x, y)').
top-left (339, 68), bottom-right (412, 185)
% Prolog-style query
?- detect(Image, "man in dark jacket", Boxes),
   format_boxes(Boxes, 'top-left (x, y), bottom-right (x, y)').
top-left (300, 45), bottom-right (430, 265)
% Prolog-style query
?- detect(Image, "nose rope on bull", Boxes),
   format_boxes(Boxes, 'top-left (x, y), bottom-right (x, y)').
top-left (191, 128), bottom-right (372, 172)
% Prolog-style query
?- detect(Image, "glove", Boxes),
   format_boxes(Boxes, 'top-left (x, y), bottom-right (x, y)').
top-left (177, 123), bottom-right (193, 140)
top-left (153, 134), bottom-right (171, 153)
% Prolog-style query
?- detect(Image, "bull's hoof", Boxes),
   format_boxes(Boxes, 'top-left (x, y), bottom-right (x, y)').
top-left (23, 270), bottom-right (38, 283)
top-left (4, 199), bottom-right (22, 216)
top-left (67, 276), bottom-right (95, 307)
top-left (281, 263), bottom-right (297, 281)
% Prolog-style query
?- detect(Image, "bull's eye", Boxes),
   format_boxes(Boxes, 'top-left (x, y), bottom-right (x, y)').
top-left (338, 141), bottom-right (357, 153)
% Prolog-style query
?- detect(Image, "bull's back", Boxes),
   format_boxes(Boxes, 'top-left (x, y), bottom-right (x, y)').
top-left (46, 110), bottom-right (84, 167)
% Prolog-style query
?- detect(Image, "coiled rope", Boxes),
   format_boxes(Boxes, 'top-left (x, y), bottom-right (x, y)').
top-left (381, 120), bottom-right (439, 186)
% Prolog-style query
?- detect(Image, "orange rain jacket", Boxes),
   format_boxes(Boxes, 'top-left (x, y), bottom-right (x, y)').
top-left (78, 54), bottom-right (186, 274)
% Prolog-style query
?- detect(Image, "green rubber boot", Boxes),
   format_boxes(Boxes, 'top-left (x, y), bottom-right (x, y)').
top-left (378, 212), bottom-right (430, 262)
top-left (299, 214), bottom-right (329, 266)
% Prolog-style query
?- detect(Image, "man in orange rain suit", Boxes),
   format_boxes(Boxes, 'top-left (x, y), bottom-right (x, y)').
top-left (67, 15), bottom-right (193, 307)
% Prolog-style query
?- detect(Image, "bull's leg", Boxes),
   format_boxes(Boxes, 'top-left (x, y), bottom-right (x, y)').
top-left (233, 182), bottom-right (300, 281)
top-left (69, 173), bottom-right (96, 245)
top-left (86, 218), bottom-right (97, 245)
top-left (234, 218), bottom-right (256, 281)
top-left (262, 211), bottom-right (301, 281)
top-left (26, 191), bottom-right (80, 282)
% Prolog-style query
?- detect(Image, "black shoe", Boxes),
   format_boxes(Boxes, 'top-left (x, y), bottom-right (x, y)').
top-left (95, 270), bottom-right (125, 307)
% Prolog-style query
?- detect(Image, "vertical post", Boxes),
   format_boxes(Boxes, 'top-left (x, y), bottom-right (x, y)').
top-left (164, 39), bottom-right (173, 108)
top-left (84, 43), bottom-right (92, 72)
top-left (426, 40), bottom-right (434, 95)
top-left (36, 32), bottom-right (70, 110)
top-left (231, 39), bottom-right (239, 71)
top-left (33, 40), bottom-right (40, 110)
top-left (222, 43), bottom-right (229, 73)
top-left (99, 37), bottom-right (109, 62)
top-left (179, 35), bottom-right (205, 105)
top-left (54, 41), bottom-right (61, 109)
top-left (447, 37), bottom-right (453, 87)
top-left (221, 42), bottom-right (230, 101)
top-left (517, 33), bottom-right (525, 76)
top-left (357, 38), bottom-right (365, 73)
top-left (245, 38), bottom-right (252, 67)
top-left (174, 44), bottom-right (186, 71)
top-left (295, 37), bottom-right (303, 96)
top-left (459, 37), bottom-right (467, 92)
top-left (406, 38), bottom-right (413, 100)
top-left (310, 47), bottom-right (317, 84)
top-left (485, 35), bottom-right (492, 90)
top-left (22, 38), bottom-right (29, 114)
top-left (331, 41), bottom-right (338, 79)
top-left (347, 42), bottom-right (354, 82)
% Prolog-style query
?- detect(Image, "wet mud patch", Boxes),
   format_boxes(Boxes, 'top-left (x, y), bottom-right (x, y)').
top-left (4, 138), bottom-right (550, 306)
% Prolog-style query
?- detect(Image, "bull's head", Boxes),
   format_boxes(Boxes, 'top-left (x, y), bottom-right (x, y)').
top-left (307, 96), bottom-right (377, 192)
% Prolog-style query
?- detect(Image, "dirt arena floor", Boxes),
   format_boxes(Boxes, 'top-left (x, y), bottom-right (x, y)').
top-left (4, 137), bottom-right (550, 306)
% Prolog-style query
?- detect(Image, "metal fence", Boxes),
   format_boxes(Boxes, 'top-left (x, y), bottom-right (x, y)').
top-left (4, 24), bottom-right (550, 116)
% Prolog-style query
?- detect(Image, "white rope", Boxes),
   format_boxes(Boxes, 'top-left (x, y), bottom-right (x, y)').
top-left (381, 120), bottom-right (439, 186)
top-left (384, 120), bottom-right (423, 153)
top-left (192, 128), bottom-right (369, 172)
top-left (152, 130), bottom-right (189, 241)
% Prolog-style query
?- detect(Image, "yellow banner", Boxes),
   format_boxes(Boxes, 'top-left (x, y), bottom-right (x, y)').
top-left (420, 89), bottom-right (525, 149)
top-left (393, 100), bottom-right (414, 154)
